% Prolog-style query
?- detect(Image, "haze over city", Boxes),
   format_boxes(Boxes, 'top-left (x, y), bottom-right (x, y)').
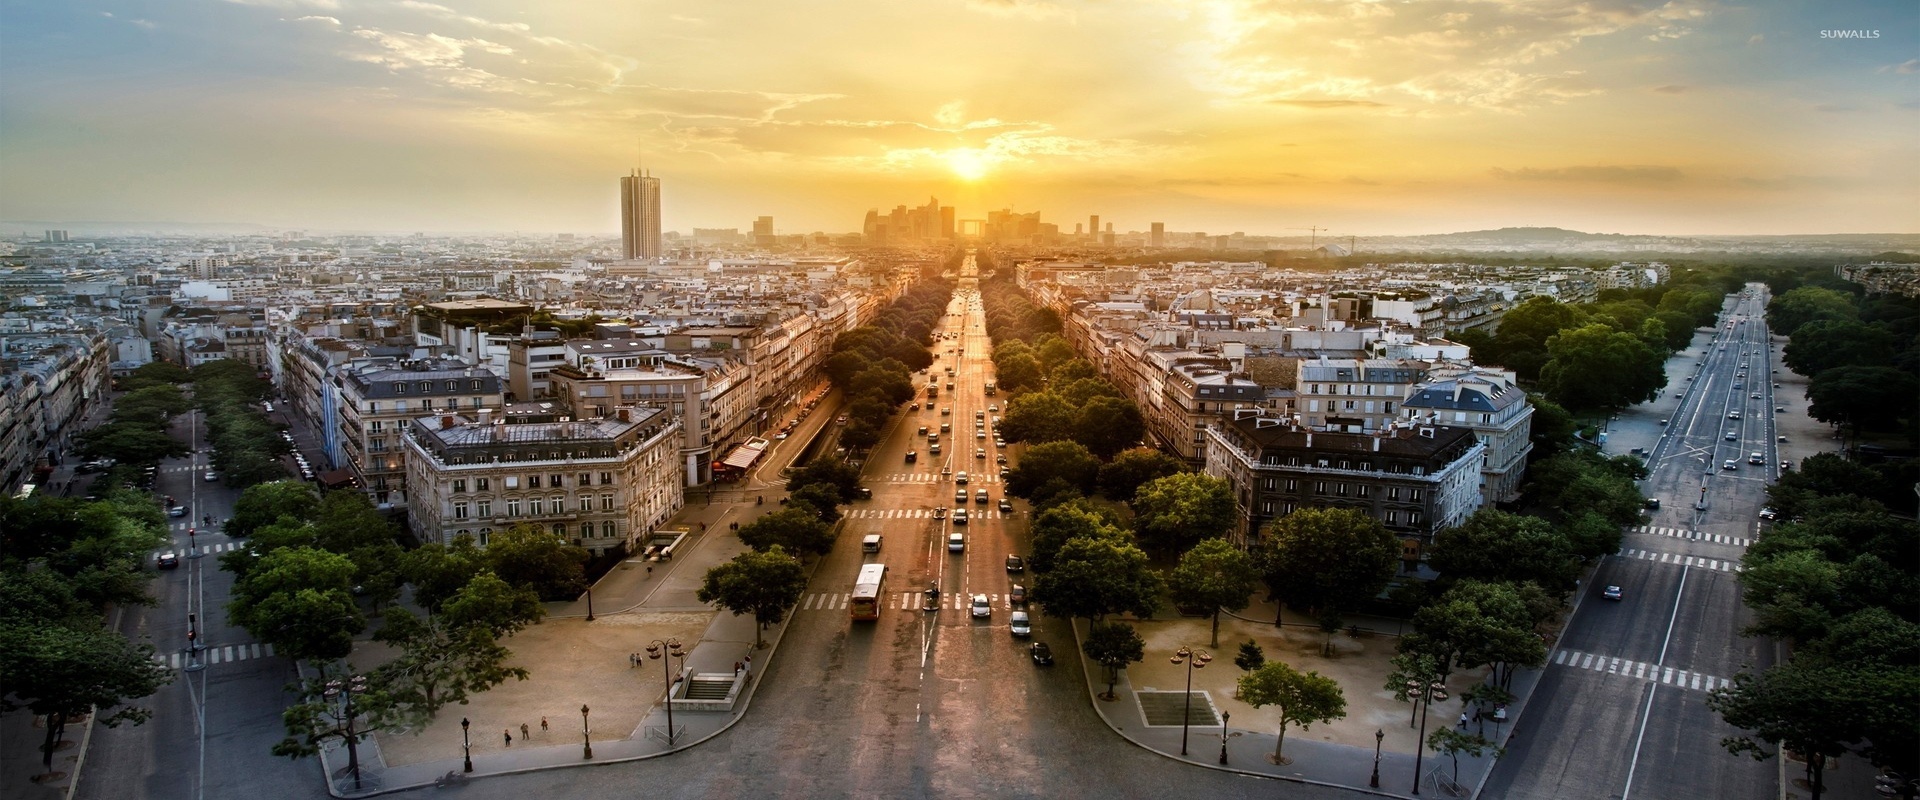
top-left (2, 0), bottom-right (1915, 236)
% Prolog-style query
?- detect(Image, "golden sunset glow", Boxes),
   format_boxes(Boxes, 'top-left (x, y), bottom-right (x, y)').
top-left (0, 1), bottom-right (1913, 234)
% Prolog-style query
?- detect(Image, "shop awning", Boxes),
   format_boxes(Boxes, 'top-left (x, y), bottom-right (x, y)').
top-left (719, 437), bottom-right (771, 470)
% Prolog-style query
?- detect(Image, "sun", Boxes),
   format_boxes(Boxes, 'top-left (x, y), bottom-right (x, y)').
top-left (944, 149), bottom-right (993, 182)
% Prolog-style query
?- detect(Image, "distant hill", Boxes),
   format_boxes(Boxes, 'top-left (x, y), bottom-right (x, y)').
top-left (1413, 227), bottom-right (1640, 242)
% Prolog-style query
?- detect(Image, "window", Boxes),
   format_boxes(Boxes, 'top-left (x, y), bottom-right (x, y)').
top-left (478, 529), bottom-right (491, 546)
top-left (529, 498), bottom-right (544, 515)
top-left (453, 502), bottom-right (469, 520)
top-left (1384, 402), bottom-right (1394, 413)
top-left (1410, 489), bottom-right (1424, 502)
top-left (579, 473), bottom-right (593, 486)
top-left (601, 521), bottom-right (616, 538)
top-left (1259, 501), bottom-right (1274, 515)
top-left (370, 420), bottom-right (384, 432)
top-left (1315, 481), bottom-right (1327, 494)
top-left (1284, 479), bottom-right (1297, 492)
top-left (1358, 485), bottom-right (1371, 498)
top-left (549, 474), bottom-right (564, 488)
top-left (601, 494), bottom-right (614, 511)
top-left (1410, 512), bottom-right (1424, 526)
top-left (528, 474), bottom-right (540, 488)
top-left (552, 523), bottom-right (566, 537)
top-left (452, 479), bottom-right (467, 493)
top-left (1260, 478), bottom-right (1277, 491)
top-left (471, 380), bottom-right (483, 391)
top-left (506, 498), bottom-right (521, 516)
top-left (446, 381), bottom-right (457, 392)
top-left (395, 400), bottom-right (408, 414)
top-left (552, 495), bottom-right (564, 513)
top-left (579, 496), bottom-right (592, 512)
top-left (394, 383), bottom-right (407, 395)
top-left (1345, 400), bottom-right (1356, 410)
top-left (477, 499), bottom-right (492, 517)
top-left (1386, 511), bottom-right (1398, 525)
top-left (1388, 487), bottom-right (1401, 501)
top-left (419, 381), bottom-right (431, 393)
top-left (1335, 482), bottom-right (1348, 497)
top-left (476, 478), bottom-right (489, 491)
top-left (369, 402), bottom-right (379, 413)
top-left (473, 397), bottom-right (484, 408)
top-left (505, 476), bottom-right (519, 489)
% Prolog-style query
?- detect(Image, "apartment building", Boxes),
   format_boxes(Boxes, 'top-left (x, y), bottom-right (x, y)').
top-left (335, 359), bottom-right (506, 504)
top-left (1401, 367), bottom-right (1534, 505)
top-left (0, 331), bottom-right (112, 493)
top-left (1294, 357), bottom-right (1432, 433)
top-left (403, 405), bottom-right (683, 555)
top-left (1203, 412), bottom-right (1485, 569)
top-left (547, 341), bottom-right (753, 487)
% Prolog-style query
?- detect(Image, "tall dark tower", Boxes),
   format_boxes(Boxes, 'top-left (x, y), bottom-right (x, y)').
top-left (620, 169), bottom-right (662, 260)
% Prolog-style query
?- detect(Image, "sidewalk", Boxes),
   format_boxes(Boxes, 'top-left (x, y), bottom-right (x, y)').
top-left (308, 392), bottom-right (841, 797)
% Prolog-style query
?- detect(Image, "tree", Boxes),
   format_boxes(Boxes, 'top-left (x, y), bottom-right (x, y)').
top-left (1410, 580), bottom-right (1546, 690)
top-left (75, 421), bottom-right (188, 466)
top-left (1071, 396), bottom-right (1145, 459)
top-left (227, 481), bottom-right (321, 539)
top-left (1006, 440), bottom-right (1101, 500)
top-left (1237, 661), bottom-right (1348, 765)
top-left (697, 547), bottom-right (807, 649)
top-left (1033, 536), bottom-right (1163, 622)
top-left (787, 483), bottom-right (844, 524)
top-left (1538, 323), bottom-right (1664, 412)
top-left (1097, 447), bottom-right (1187, 501)
top-left (1167, 539), bottom-right (1260, 647)
top-left (735, 506), bottom-right (836, 557)
top-left (1428, 509), bottom-right (1580, 592)
top-left (1427, 727), bottom-right (1500, 785)
top-left (787, 458), bottom-right (864, 503)
top-left (1234, 640), bottom-right (1265, 673)
top-left (1525, 393), bottom-right (1579, 462)
top-left (482, 524), bottom-right (589, 600)
top-left (1254, 507), bottom-right (1398, 624)
top-left (401, 535), bottom-right (487, 613)
top-left (1766, 286), bottom-right (1856, 334)
top-left (1709, 660), bottom-right (1867, 800)
top-left (1737, 548), bottom-right (1842, 644)
top-left (371, 607), bottom-right (531, 716)
top-left (1000, 391), bottom-right (1079, 444)
top-left (117, 360), bottom-right (190, 391)
top-left (1082, 621), bottom-right (1145, 700)
top-left (1784, 319), bottom-right (1896, 377)
top-left (272, 669), bottom-right (410, 765)
top-left (233, 584), bottom-right (365, 665)
top-left (1027, 499), bottom-right (1131, 574)
top-left (1130, 472), bottom-right (1236, 554)
top-left (438, 571), bottom-right (545, 639)
top-left (1806, 365), bottom-right (1918, 435)
top-left (993, 350), bottom-right (1045, 393)
top-left (0, 622), bottom-right (172, 773)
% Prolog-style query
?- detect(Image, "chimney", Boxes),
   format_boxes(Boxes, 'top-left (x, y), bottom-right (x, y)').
top-left (477, 408), bottom-right (493, 426)
top-left (616, 407), bottom-right (632, 423)
top-left (440, 415), bottom-right (455, 429)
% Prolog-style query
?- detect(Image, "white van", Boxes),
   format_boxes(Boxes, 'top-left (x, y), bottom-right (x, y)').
top-left (861, 534), bottom-right (882, 553)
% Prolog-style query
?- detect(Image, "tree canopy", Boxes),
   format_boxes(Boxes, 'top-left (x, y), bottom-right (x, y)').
top-left (1168, 539), bottom-right (1260, 647)
top-left (1237, 661), bottom-right (1348, 765)
top-left (697, 546), bottom-right (807, 649)
top-left (1253, 507), bottom-right (1399, 624)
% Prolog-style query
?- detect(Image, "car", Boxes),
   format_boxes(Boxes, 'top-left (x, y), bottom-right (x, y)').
top-left (940, 422), bottom-right (951, 433)
top-left (1009, 584), bottom-right (1028, 606)
top-left (1659, 418), bottom-right (1668, 426)
top-left (975, 447), bottom-right (986, 459)
top-left (1749, 453), bottom-right (1764, 465)
top-left (953, 508), bottom-right (968, 524)
top-left (156, 552), bottom-right (180, 570)
top-left (955, 471), bottom-right (968, 485)
top-left (1727, 411), bottom-right (1741, 420)
top-left (855, 487), bottom-right (872, 500)
top-left (905, 450), bottom-right (917, 462)
top-left (949, 532), bottom-right (967, 552)
top-left (988, 404), bottom-right (999, 412)
top-left (1006, 554), bottom-right (1025, 573)
top-left (204, 471), bottom-right (218, 482)
top-left (1010, 611), bottom-right (1032, 636)
top-left (970, 594), bottom-right (991, 618)
top-left (996, 453), bottom-right (1007, 464)
top-left (918, 426), bottom-right (930, 436)
top-left (999, 498), bottom-right (1013, 512)
top-left (168, 505), bottom-right (187, 517)
top-left (1734, 382), bottom-right (1743, 389)
top-left (1759, 507), bottom-right (1778, 520)
top-left (956, 489), bottom-right (969, 503)
top-left (836, 415), bottom-right (848, 425)
top-left (941, 407), bottom-right (951, 416)
top-left (1030, 641), bottom-right (1054, 665)
top-left (1775, 406), bottom-right (1785, 413)
top-left (1602, 585), bottom-right (1623, 601)
top-left (1726, 431), bottom-right (1738, 440)
top-left (976, 488), bottom-right (989, 504)
top-left (929, 444), bottom-right (941, 455)
top-left (1751, 393), bottom-right (1761, 400)
top-left (993, 438), bottom-right (1005, 447)
top-left (1722, 460), bottom-right (1738, 470)
top-left (1643, 497), bottom-right (1660, 510)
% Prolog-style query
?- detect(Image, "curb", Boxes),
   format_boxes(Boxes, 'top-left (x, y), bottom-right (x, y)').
top-left (1069, 618), bottom-right (1420, 800)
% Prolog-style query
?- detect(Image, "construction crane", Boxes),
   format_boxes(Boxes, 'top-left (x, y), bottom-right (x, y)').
top-left (1289, 226), bottom-right (1327, 249)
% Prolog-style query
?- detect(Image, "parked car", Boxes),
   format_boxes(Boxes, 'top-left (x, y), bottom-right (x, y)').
top-left (1005, 554), bottom-right (1025, 573)
top-left (1030, 642), bottom-right (1054, 665)
top-left (1759, 507), bottom-right (1778, 520)
top-left (1009, 584), bottom-right (1028, 606)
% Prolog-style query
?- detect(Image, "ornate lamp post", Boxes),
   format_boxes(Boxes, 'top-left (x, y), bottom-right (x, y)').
top-left (322, 673), bottom-right (369, 790)
top-left (1371, 727), bottom-right (1384, 788)
top-left (1405, 677), bottom-right (1448, 795)
top-left (1170, 647), bottom-right (1212, 757)
top-left (1218, 711), bottom-right (1231, 765)
top-left (646, 638), bottom-right (687, 747)
top-left (585, 583), bottom-right (595, 622)
top-left (581, 704), bottom-right (592, 759)
top-left (460, 717), bottom-right (472, 773)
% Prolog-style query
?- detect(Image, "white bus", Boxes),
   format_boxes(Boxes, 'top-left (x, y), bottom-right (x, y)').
top-left (851, 563), bottom-right (887, 621)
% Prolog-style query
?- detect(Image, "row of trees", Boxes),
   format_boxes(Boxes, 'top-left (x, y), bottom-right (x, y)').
top-left (0, 490), bottom-right (174, 775)
top-left (1708, 454), bottom-right (1920, 799)
top-left (1450, 294), bottom-right (1673, 414)
top-left (191, 360), bottom-right (292, 487)
top-left (1770, 283), bottom-right (1920, 439)
top-left (697, 458), bottom-right (863, 647)
top-left (77, 361), bottom-right (193, 468)
top-left (823, 281), bottom-right (950, 451)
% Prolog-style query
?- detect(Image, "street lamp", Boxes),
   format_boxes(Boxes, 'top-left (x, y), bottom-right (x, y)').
top-left (581, 704), bottom-right (592, 759)
top-left (646, 638), bottom-right (687, 747)
top-left (460, 717), bottom-right (472, 773)
top-left (1405, 677), bottom-right (1448, 795)
top-left (1218, 711), bottom-right (1231, 765)
top-left (585, 582), bottom-right (595, 622)
top-left (1371, 728), bottom-right (1384, 788)
top-left (1169, 646), bottom-right (1212, 757)
top-left (322, 673), bottom-right (369, 791)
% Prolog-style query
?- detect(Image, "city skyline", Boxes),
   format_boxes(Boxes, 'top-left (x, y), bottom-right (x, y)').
top-left (1, 1), bottom-right (1915, 236)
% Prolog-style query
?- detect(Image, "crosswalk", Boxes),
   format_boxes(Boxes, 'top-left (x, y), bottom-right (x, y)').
top-left (841, 508), bottom-right (1007, 521)
top-left (800, 591), bottom-right (1021, 612)
top-left (154, 642), bottom-right (277, 670)
top-left (1552, 648), bottom-right (1731, 693)
top-left (1616, 548), bottom-right (1742, 573)
top-left (153, 542), bottom-right (244, 561)
top-left (884, 472), bottom-right (1001, 484)
top-left (1627, 526), bottom-right (1750, 547)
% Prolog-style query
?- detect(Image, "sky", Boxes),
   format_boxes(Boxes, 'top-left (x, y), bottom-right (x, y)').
top-left (1, 0), bottom-right (1915, 237)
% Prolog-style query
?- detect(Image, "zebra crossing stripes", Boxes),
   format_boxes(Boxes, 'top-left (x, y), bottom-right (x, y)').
top-left (1616, 549), bottom-right (1742, 573)
top-left (155, 642), bottom-right (276, 670)
top-left (800, 592), bottom-right (1016, 612)
top-left (885, 473), bottom-right (1001, 484)
top-left (1553, 649), bottom-right (1731, 693)
top-left (153, 542), bottom-right (243, 561)
top-left (842, 508), bottom-right (1004, 521)
top-left (1627, 526), bottom-right (1750, 547)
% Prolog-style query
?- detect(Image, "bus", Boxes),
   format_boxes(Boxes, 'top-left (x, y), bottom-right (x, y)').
top-left (926, 384), bottom-right (939, 399)
top-left (850, 563), bottom-right (887, 621)
top-left (984, 381), bottom-right (996, 396)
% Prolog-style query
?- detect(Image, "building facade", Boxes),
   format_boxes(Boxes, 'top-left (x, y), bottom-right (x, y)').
top-left (335, 359), bottom-right (506, 504)
top-left (1400, 367), bottom-right (1534, 505)
top-left (620, 170), bottom-right (663, 260)
top-left (403, 406), bottom-right (683, 555)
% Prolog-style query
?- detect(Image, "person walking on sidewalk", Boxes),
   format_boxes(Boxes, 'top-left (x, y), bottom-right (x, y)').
top-left (521, 722), bottom-right (530, 741)
top-left (504, 729), bottom-right (513, 747)
top-left (541, 717), bottom-right (549, 735)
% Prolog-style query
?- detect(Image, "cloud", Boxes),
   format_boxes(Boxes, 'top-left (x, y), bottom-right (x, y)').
top-left (1748, 34), bottom-right (1765, 45)
top-left (1178, 0), bottom-right (1716, 110)
top-left (965, 0), bottom-right (1072, 21)
top-left (1268, 99), bottom-right (1389, 109)
top-left (1883, 59), bottom-right (1919, 74)
top-left (1490, 165), bottom-right (1684, 183)
top-left (934, 100), bottom-right (967, 127)
top-left (1651, 84), bottom-right (1688, 94)
top-left (221, 0), bottom-right (340, 9)
top-left (293, 15), bottom-right (341, 27)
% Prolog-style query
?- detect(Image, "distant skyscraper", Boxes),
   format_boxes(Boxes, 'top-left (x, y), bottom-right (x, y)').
top-left (620, 169), bottom-right (662, 260)
top-left (753, 216), bottom-right (775, 246)
top-left (1151, 222), bottom-right (1165, 248)
top-left (1088, 215), bottom-right (1099, 242)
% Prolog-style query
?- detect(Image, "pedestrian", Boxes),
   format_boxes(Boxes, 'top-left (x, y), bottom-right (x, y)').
top-left (628, 652), bottom-right (636, 668)
top-left (1458, 711), bottom-right (1468, 728)
top-left (504, 729), bottom-right (512, 747)
top-left (744, 653), bottom-right (752, 672)
top-left (541, 716), bottom-right (549, 735)
top-left (521, 722), bottom-right (530, 741)
top-left (646, 565), bottom-right (653, 578)
top-left (734, 661), bottom-right (742, 675)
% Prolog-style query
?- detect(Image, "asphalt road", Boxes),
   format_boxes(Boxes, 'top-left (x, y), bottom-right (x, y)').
top-left (1485, 287), bottom-right (1780, 800)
